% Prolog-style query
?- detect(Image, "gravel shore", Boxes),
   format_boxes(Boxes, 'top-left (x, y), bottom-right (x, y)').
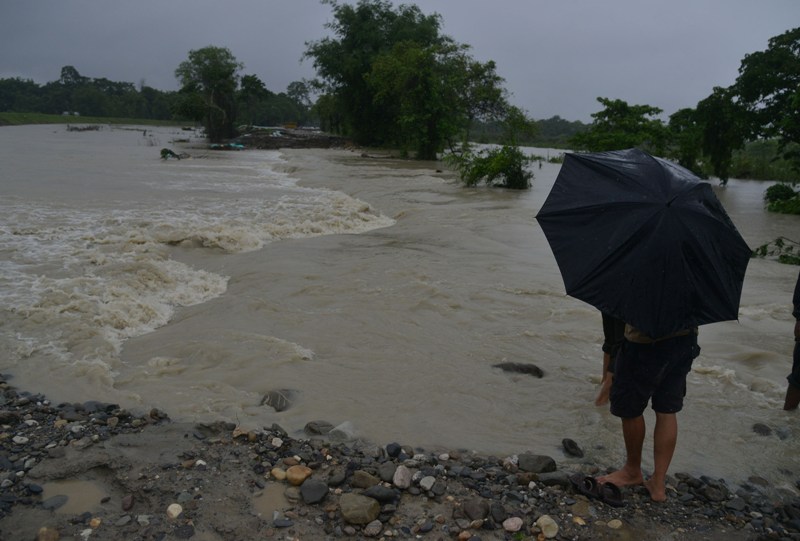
top-left (0, 376), bottom-right (797, 541)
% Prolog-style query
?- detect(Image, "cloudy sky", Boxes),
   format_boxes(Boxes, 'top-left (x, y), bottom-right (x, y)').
top-left (1, 0), bottom-right (797, 122)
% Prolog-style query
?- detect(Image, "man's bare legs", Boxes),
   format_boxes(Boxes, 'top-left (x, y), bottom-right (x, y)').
top-left (644, 412), bottom-right (677, 502)
top-left (595, 352), bottom-right (613, 406)
top-left (598, 416), bottom-right (645, 487)
top-left (599, 412), bottom-right (677, 502)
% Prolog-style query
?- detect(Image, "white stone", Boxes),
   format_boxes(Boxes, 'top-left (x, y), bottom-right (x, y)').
top-left (502, 516), bottom-right (524, 532)
top-left (419, 476), bottom-right (436, 491)
top-left (12, 436), bottom-right (28, 444)
top-left (271, 437), bottom-right (283, 448)
top-left (166, 503), bottom-right (183, 519)
top-left (608, 518), bottom-right (623, 529)
top-left (536, 515), bottom-right (559, 538)
top-left (393, 465), bottom-right (413, 489)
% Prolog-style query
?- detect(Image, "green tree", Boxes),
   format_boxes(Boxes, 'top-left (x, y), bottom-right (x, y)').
top-left (306, 0), bottom-right (508, 159)
top-left (286, 80), bottom-right (312, 109)
top-left (304, 0), bottom-right (445, 145)
top-left (0, 77), bottom-right (42, 112)
top-left (570, 97), bottom-right (669, 153)
top-left (667, 107), bottom-right (704, 175)
top-left (237, 74), bottom-right (272, 126)
top-left (175, 46), bottom-right (243, 142)
top-left (732, 27), bottom-right (800, 171)
top-left (694, 87), bottom-right (748, 185)
top-left (368, 41), bottom-right (465, 158)
top-left (59, 65), bottom-right (87, 87)
top-left (456, 58), bottom-right (507, 145)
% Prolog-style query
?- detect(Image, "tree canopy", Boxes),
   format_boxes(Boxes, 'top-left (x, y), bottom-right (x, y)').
top-left (570, 97), bottom-right (668, 154)
top-left (175, 46), bottom-right (243, 142)
top-left (732, 26), bottom-right (800, 170)
top-left (304, 0), bottom-right (511, 159)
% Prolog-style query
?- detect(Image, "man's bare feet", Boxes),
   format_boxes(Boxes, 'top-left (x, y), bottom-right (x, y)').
top-left (597, 467), bottom-right (643, 488)
top-left (644, 477), bottom-right (667, 502)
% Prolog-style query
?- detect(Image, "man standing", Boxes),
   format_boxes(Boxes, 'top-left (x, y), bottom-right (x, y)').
top-left (783, 269), bottom-right (800, 410)
top-left (597, 325), bottom-right (700, 502)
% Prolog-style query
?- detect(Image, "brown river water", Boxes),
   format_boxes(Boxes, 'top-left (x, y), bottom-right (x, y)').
top-left (1, 124), bottom-right (798, 491)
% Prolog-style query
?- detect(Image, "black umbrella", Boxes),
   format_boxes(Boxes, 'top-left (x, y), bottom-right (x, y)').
top-left (536, 148), bottom-right (751, 339)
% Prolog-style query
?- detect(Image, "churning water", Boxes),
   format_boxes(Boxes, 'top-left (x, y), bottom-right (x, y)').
top-left (1, 124), bottom-right (798, 493)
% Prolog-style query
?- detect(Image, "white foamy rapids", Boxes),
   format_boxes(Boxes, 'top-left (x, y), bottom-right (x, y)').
top-left (0, 148), bottom-right (393, 393)
top-left (0, 210), bottom-right (228, 364)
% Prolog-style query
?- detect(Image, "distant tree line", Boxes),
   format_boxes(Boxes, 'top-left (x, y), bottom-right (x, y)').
top-left (0, 64), bottom-right (313, 138)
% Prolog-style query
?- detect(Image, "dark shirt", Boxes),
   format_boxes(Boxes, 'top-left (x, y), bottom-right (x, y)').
top-left (793, 270), bottom-right (800, 321)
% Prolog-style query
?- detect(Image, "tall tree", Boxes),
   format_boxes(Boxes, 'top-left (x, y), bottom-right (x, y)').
top-left (732, 27), bottom-right (800, 170)
top-left (175, 46), bottom-right (243, 142)
top-left (368, 41), bottom-right (464, 158)
top-left (695, 87), bottom-right (748, 185)
top-left (667, 107), bottom-right (704, 175)
top-left (304, 0), bottom-right (445, 145)
top-left (286, 80), bottom-right (312, 109)
top-left (570, 97), bottom-right (668, 153)
top-left (59, 65), bottom-right (87, 87)
top-left (305, 0), bottom-right (508, 158)
top-left (237, 74), bottom-right (271, 126)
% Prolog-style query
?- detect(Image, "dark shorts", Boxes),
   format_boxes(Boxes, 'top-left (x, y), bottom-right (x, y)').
top-left (787, 340), bottom-right (800, 389)
top-left (610, 333), bottom-right (700, 418)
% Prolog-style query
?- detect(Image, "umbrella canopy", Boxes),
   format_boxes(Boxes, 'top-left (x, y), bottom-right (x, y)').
top-left (536, 148), bottom-right (751, 339)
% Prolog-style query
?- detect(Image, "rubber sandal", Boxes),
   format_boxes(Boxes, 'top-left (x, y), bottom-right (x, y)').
top-left (599, 482), bottom-right (625, 507)
top-left (569, 473), bottom-right (600, 499)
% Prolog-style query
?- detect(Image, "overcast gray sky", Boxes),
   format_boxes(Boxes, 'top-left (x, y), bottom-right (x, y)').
top-left (1, 0), bottom-right (797, 122)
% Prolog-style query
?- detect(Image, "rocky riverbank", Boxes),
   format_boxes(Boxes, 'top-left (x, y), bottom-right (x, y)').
top-left (0, 375), bottom-right (797, 541)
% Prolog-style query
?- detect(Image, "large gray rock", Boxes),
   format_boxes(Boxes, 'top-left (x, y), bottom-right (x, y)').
top-left (518, 453), bottom-right (556, 473)
top-left (300, 479), bottom-right (328, 504)
top-left (339, 493), bottom-right (380, 524)
top-left (351, 470), bottom-right (381, 489)
top-left (463, 497), bottom-right (490, 520)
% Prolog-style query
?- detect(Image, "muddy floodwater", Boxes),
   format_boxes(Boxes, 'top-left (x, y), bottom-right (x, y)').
top-left (1, 124), bottom-right (798, 491)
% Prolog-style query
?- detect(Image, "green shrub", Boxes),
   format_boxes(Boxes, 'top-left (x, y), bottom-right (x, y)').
top-left (445, 145), bottom-right (534, 190)
top-left (763, 181), bottom-right (800, 215)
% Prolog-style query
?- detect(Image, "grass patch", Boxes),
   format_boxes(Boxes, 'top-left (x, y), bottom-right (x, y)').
top-left (0, 112), bottom-right (190, 127)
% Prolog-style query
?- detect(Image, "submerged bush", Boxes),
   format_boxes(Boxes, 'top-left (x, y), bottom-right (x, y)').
top-left (763, 181), bottom-right (800, 215)
top-left (752, 236), bottom-right (800, 265)
top-left (446, 145), bottom-right (534, 190)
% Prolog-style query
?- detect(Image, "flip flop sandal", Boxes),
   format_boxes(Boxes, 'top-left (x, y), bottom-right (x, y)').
top-left (569, 473), bottom-right (600, 499)
top-left (599, 482), bottom-right (625, 507)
